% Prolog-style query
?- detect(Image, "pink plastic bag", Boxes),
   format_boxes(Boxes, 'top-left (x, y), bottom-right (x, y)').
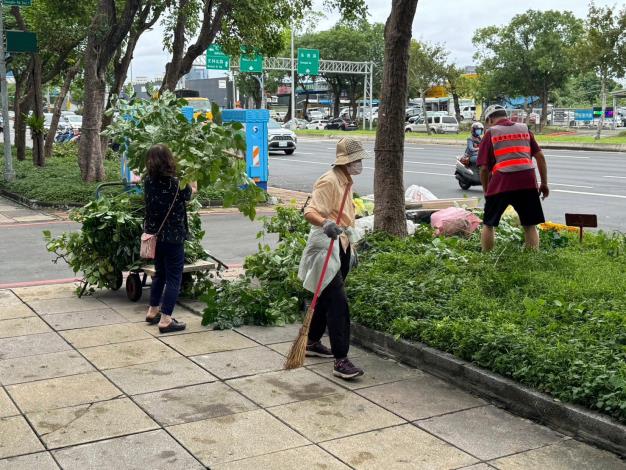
top-left (431, 207), bottom-right (482, 237)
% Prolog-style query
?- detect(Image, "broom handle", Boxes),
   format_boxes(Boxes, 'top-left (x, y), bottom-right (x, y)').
top-left (308, 183), bottom-right (352, 314)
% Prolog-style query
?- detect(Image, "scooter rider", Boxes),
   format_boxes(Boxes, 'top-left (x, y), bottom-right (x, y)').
top-left (466, 122), bottom-right (484, 164)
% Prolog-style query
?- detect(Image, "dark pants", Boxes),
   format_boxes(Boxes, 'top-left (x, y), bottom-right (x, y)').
top-left (308, 244), bottom-right (351, 359)
top-left (149, 241), bottom-right (184, 316)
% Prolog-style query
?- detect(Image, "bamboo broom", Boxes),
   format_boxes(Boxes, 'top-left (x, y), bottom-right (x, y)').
top-left (285, 183), bottom-right (352, 369)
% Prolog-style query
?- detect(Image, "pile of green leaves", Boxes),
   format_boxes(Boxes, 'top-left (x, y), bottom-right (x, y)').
top-left (104, 89), bottom-right (265, 219)
top-left (201, 206), bottom-right (309, 329)
top-left (0, 146), bottom-right (119, 205)
top-left (44, 192), bottom-right (208, 296)
top-left (202, 208), bottom-right (626, 423)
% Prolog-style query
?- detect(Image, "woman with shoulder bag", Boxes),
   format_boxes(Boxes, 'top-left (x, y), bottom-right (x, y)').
top-left (143, 144), bottom-right (196, 333)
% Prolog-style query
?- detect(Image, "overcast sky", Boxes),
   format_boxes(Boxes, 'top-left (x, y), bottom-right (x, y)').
top-left (130, 0), bottom-right (614, 81)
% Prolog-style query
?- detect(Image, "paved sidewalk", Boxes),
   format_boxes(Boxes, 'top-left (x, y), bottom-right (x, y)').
top-left (0, 196), bottom-right (57, 224)
top-left (0, 284), bottom-right (624, 469)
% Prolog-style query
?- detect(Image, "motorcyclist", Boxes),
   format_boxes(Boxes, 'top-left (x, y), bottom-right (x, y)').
top-left (465, 122), bottom-right (484, 164)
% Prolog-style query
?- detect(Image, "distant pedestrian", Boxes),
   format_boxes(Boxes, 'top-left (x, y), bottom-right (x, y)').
top-left (478, 105), bottom-right (549, 251)
top-left (143, 144), bottom-right (195, 333)
top-left (298, 137), bottom-right (368, 380)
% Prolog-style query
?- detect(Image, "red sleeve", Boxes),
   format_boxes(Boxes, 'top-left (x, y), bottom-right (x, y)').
top-left (477, 131), bottom-right (493, 168)
top-left (529, 131), bottom-right (541, 156)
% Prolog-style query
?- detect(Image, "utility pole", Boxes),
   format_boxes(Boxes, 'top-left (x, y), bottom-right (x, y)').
top-left (290, 27), bottom-right (295, 120)
top-left (0, 2), bottom-right (14, 181)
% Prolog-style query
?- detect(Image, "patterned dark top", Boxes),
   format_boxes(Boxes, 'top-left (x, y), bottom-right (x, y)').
top-left (143, 176), bottom-right (192, 244)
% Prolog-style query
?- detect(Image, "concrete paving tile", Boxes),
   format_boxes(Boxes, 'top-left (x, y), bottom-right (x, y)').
top-left (103, 356), bottom-right (216, 395)
top-left (0, 290), bottom-right (21, 307)
top-left (0, 304), bottom-right (35, 321)
top-left (271, 392), bottom-right (405, 442)
top-left (28, 397), bottom-right (158, 449)
top-left (0, 214), bottom-right (12, 224)
top-left (461, 465), bottom-right (495, 470)
top-left (268, 341), bottom-right (334, 364)
top-left (134, 382), bottom-right (257, 426)
top-left (79, 338), bottom-right (181, 370)
top-left (357, 375), bottom-right (486, 421)
top-left (167, 409), bottom-right (310, 467)
top-left (191, 345), bottom-right (286, 379)
top-left (97, 295), bottom-right (149, 310)
top-left (229, 368), bottom-right (344, 408)
top-left (60, 323), bottom-right (152, 348)
top-left (213, 445), bottom-right (350, 470)
top-left (160, 330), bottom-right (257, 356)
top-left (0, 415), bottom-right (44, 459)
top-left (28, 297), bottom-right (104, 315)
top-left (0, 388), bottom-right (18, 418)
top-left (13, 215), bottom-right (56, 222)
top-left (10, 284), bottom-right (79, 301)
top-left (52, 429), bottom-right (204, 470)
top-left (0, 452), bottom-right (59, 470)
top-left (41, 308), bottom-right (128, 331)
top-left (235, 323), bottom-right (302, 345)
top-left (418, 405), bottom-right (564, 461)
top-left (110, 303), bottom-right (152, 322)
top-left (0, 316), bottom-right (52, 339)
top-left (489, 438), bottom-right (626, 469)
top-left (321, 424), bottom-right (478, 470)
top-left (0, 332), bottom-right (71, 360)
top-left (140, 312), bottom-right (211, 337)
top-left (308, 353), bottom-right (420, 390)
top-left (0, 350), bottom-right (94, 385)
top-left (6, 372), bottom-right (122, 413)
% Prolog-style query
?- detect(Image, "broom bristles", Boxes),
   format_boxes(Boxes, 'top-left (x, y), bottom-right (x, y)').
top-left (284, 306), bottom-right (315, 369)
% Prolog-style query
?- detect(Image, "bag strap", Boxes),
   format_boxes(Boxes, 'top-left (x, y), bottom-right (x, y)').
top-left (155, 183), bottom-right (180, 236)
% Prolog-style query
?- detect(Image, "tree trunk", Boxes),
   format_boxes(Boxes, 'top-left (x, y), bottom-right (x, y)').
top-left (15, 90), bottom-right (33, 161)
top-left (44, 66), bottom-right (78, 160)
top-left (31, 54), bottom-right (45, 167)
top-left (451, 89), bottom-right (462, 123)
top-left (79, 50), bottom-right (107, 182)
top-left (373, 0), bottom-right (419, 237)
top-left (540, 88), bottom-right (549, 131)
top-left (595, 76), bottom-right (606, 140)
top-left (421, 91), bottom-right (429, 135)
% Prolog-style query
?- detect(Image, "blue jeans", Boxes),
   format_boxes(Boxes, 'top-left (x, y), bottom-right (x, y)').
top-left (149, 241), bottom-right (184, 316)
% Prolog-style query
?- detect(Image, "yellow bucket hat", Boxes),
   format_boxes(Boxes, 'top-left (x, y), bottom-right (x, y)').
top-left (332, 137), bottom-right (371, 166)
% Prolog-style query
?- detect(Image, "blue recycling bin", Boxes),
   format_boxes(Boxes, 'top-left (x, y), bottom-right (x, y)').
top-left (222, 109), bottom-right (269, 191)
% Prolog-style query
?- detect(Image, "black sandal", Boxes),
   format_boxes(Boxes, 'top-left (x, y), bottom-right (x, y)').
top-left (159, 317), bottom-right (186, 333)
top-left (145, 312), bottom-right (161, 324)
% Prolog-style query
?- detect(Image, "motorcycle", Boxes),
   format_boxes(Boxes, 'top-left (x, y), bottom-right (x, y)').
top-left (454, 155), bottom-right (482, 190)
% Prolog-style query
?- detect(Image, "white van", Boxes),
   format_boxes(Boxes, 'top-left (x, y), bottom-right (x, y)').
top-left (406, 115), bottom-right (459, 134)
top-left (460, 105), bottom-right (476, 120)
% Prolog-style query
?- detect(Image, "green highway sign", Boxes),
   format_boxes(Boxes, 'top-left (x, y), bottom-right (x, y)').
top-left (6, 31), bottom-right (37, 53)
top-left (240, 52), bottom-right (263, 73)
top-left (4, 0), bottom-right (32, 5)
top-left (297, 48), bottom-right (320, 76)
top-left (206, 45), bottom-right (230, 71)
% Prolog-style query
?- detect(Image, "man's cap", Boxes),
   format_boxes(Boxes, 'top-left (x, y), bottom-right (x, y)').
top-left (333, 137), bottom-right (371, 166)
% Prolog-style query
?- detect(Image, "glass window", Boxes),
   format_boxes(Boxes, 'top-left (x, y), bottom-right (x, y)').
top-left (442, 117), bottom-right (457, 124)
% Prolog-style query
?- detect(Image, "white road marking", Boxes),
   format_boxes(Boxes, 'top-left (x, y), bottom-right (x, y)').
top-left (603, 175), bottom-right (626, 179)
top-left (404, 160), bottom-right (455, 168)
top-left (551, 183), bottom-right (593, 189)
top-left (545, 155), bottom-right (590, 159)
top-left (405, 147), bottom-right (426, 150)
top-left (295, 152), bottom-right (314, 155)
top-left (553, 189), bottom-right (626, 199)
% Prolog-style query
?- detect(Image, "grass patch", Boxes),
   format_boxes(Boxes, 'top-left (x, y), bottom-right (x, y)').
top-left (0, 146), bottom-right (120, 206)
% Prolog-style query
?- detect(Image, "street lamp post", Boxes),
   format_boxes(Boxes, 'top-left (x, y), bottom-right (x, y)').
top-left (0, 4), bottom-right (14, 182)
top-left (290, 27), bottom-right (295, 120)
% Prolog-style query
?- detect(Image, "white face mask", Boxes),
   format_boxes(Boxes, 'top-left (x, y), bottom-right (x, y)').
top-left (346, 160), bottom-right (363, 175)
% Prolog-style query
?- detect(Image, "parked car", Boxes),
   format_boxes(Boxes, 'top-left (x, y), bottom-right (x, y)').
top-left (405, 106), bottom-right (422, 120)
top-left (268, 118), bottom-right (297, 155)
top-left (325, 117), bottom-right (358, 131)
top-left (63, 114), bottom-right (83, 131)
top-left (282, 118), bottom-right (308, 130)
top-left (406, 115), bottom-right (459, 134)
top-left (43, 113), bottom-right (54, 132)
top-left (307, 119), bottom-right (329, 130)
top-left (307, 109), bottom-right (325, 121)
top-left (459, 105), bottom-right (476, 120)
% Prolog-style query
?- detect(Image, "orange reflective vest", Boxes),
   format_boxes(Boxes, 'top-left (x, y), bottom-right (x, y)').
top-left (490, 123), bottom-right (535, 174)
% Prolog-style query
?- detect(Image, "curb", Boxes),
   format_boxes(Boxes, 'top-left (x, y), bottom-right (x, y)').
top-left (297, 134), bottom-right (626, 152)
top-left (0, 188), bottom-right (82, 210)
top-left (350, 323), bottom-right (626, 457)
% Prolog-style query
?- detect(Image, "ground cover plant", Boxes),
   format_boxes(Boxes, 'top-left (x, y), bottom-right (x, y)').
top-left (204, 207), bottom-right (626, 423)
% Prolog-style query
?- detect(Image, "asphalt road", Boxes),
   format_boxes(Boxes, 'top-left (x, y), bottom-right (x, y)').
top-left (269, 138), bottom-right (626, 232)
top-left (0, 215), bottom-right (278, 285)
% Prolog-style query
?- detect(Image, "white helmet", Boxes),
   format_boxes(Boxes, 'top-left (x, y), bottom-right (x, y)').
top-left (483, 104), bottom-right (506, 121)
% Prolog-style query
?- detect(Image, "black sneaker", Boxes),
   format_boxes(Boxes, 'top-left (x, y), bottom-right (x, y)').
top-left (306, 341), bottom-right (333, 358)
top-left (333, 358), bottom-right (364, 380)
top-left (158, 317), bottom-right (186, 334)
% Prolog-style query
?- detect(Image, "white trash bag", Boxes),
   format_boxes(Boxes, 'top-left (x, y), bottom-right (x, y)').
top-left (405, 185), bottom-right (437, 202)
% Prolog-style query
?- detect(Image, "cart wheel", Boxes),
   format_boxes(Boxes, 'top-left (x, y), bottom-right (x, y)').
top-left (458, 180), bottom-right (471, 190)
top-left (126, 273), bottom-right (143, 302)
top-left (111, 271), bottom-right (123, 291)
